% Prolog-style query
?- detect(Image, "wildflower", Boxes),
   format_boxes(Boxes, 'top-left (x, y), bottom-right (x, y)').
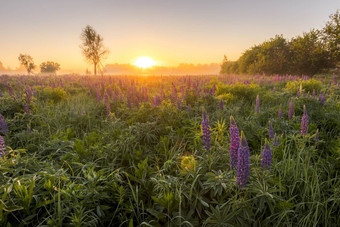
top-left (255, 95), bottom-right (259, 113)
top-left (278, 104), bottom-right (282, 118)
top-left (268, 121), bottom-right (274, 139)
top-left (288, 98), bottom-right (294, 119)
top-left (229, 116), bottom-right (240, 169)
top-left (180, 155), bottom-right (197, 172)
top-left (127, 94), bottom-right (131, 109)
top-left (0, 114), bottom-right (8, 135)
top-left (25, 86), bottom-right (33, 103)
top-left (201, 111), bottom-right (210, 150)
top-left (261, 139), bottom-right (272, 170)
top-left (273, 134), bottom-right (279, 146)
top-left (237, 131), bottom-right (250, 188)
top-left (301, 105), bottom-right (308, 135)
top-left (96, 88), bottom-right (101, 101)
top-left (23, 103), bottom-right (30, 114)
top-left (8, 84), bottom-right (14, 98)
top-left (177, 98), bottom-right (181, 110)
top-left (0, 136), bottom-right (6, 157)
top-left (319, 93), bottom-right (325, 105)
top-left (314, 129), bottom-right (319, 142)
top-left (312, 89), bottom-right (316, 98)
top-left (296, 90), bottom-right (300, 98)
top-left (72, 108), bottom-right (77, 118)
top-left (333, 73), bottom-right (337, 85)
top-left (219, 99), bottom-right (224, 111)
top-left (104, 93), bottom-right (110, 115)
top-left (171, 84), bottom-right (178, 104)
top-left (209, 84), bottom-right (216, 96)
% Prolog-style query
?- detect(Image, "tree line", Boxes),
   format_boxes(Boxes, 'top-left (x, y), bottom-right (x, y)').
top-left (220, 10), bottom-right (340, 76)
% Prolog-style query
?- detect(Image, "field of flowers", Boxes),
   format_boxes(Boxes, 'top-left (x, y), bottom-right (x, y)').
top-left (0, 74), bottom-right (340, 226)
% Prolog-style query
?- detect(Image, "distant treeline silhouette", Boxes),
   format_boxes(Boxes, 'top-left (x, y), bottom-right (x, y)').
top-left (221, 10), bottom-right (339, 76)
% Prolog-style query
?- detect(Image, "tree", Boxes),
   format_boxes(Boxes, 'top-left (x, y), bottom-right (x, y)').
top-left (40, 61), bottom-right (60, 74)
top-left (322, 10), bottom-right (340, 70)
top-left (80, 25), bottom-right (109, 76)
top-left (18, 54), bottom-right (35, 75)
top-left (220, 55), bottom-right (239, 74)
top-left (289, 30), bottom-right (330, 76)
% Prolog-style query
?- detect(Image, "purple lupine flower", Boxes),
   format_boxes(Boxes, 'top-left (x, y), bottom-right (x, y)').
top-left (0, 135), bottom-right (6, 157)
top-left (255, 95), bottom-right (259, 113)
top-left (273, 134), bottom-right (279, 146)
top-left (187, 105), bottom-right (191, 112)
top-left (319, 93), bottom-right (325, 105)
top-left (177, 98), bottom-right (181, 110)
top-left (314, 129), bottom-right (319, 142)
top-left (96, 88), bottom-right (102, 101)
top-left (288, 98), bottom-right (294, 119)
top-left (229, 116), bottom-right (240, 170)
top-left (0, 89), bottom-right (2, 98)
top-left (296, 90), bottom-right (300, 98)
top-left (312, 89), bottom-right (316, 98)
top-left (72, 108), bottom-right (77, 118)
top-left (219, 99), bottom-right (224, 111)
top-left (273, 87), bottom-right (276, 93)
top-left (268, 121), bottom-right (274, 139)
top-left (23, 103), bottom-right (30, 114)
top-left (201, 111), bottom-right (210, 150)
top-left (8, 84), bottom-right (14, 98)
top-left (278, 104), bottom-right (282, 118)
top-left (104, 93), bottom-right (110, 115)
top-left (209, 84), bottom-right (216, 96)
top-left (237, 131), bottom-right (250, 188)
top-left (0, 114), bottom-right (8, 135)
top-left (333, 74), bottom-right (337, 85)
top-left (261, 139), bottom-right (272, 170)
top-left (171, 84), bottom-right (178, 104)
top-left (127, 94), bottom-right (131, 109)
top-left (25, 89), bottom-right (32, 103)
top-left (301, 105), bottom-right (308, 135)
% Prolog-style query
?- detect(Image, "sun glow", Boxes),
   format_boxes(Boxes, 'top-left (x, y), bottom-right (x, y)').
top-left (133, 56), bottom-right (157, 68)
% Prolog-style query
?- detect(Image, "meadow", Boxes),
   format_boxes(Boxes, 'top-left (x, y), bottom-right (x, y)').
top-left (0, 74), bottom-right (340, 226)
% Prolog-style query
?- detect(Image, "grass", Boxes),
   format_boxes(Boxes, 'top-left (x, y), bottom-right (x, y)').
top-left (0, 74), bottom-right (339, 226)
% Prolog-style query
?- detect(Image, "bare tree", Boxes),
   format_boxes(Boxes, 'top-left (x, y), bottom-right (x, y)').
top-left (18, 54), bottom-right (36, 75)
top-left (80, 25), bottom-right (109, 75)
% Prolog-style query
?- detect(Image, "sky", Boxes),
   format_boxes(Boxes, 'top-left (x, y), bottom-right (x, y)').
top-left (0, 0), bottom-right (339, 73)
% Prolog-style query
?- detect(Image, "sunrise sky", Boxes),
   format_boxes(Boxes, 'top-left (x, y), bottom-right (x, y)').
top-left (0, 0), bottom-right (339, 73)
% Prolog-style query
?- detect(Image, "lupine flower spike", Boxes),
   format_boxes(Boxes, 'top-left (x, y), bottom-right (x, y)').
top-left (0, 135), bottom-right (6, 157)
top-left (273, 134), bottom-right (279, 146)
top-left (268, 121), bottom-right (274, 139)
top-left (104, 93), bottom-right (110, 115)
top-left (201, 111), bottom-right (210, 150)
top-left (301, 105), bottom-right (308, 135)
top-left (237, 131), bottom-right (250, 188)
top-left (229, 116), bottom-right (240, 169)
top-left (219, 99), bottom-right (224, 111)
top-left (255, 95), bottom-right (259, 113)
top-left (0, 114), bottom-right (8, 135)
top-left (288, 98), bottom-right (294, 119)
top-left (24, 103), bottom-right (30, 114)
top-left (261, 139), bottom-right (272, 170)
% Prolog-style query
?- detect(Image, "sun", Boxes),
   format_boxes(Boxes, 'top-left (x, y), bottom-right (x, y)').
top-left (133, 56), bottom-right (157, 69)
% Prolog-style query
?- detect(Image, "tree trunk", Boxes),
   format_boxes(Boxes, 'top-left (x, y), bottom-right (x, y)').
top-left (94, 63), bottom-right (97, 76)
